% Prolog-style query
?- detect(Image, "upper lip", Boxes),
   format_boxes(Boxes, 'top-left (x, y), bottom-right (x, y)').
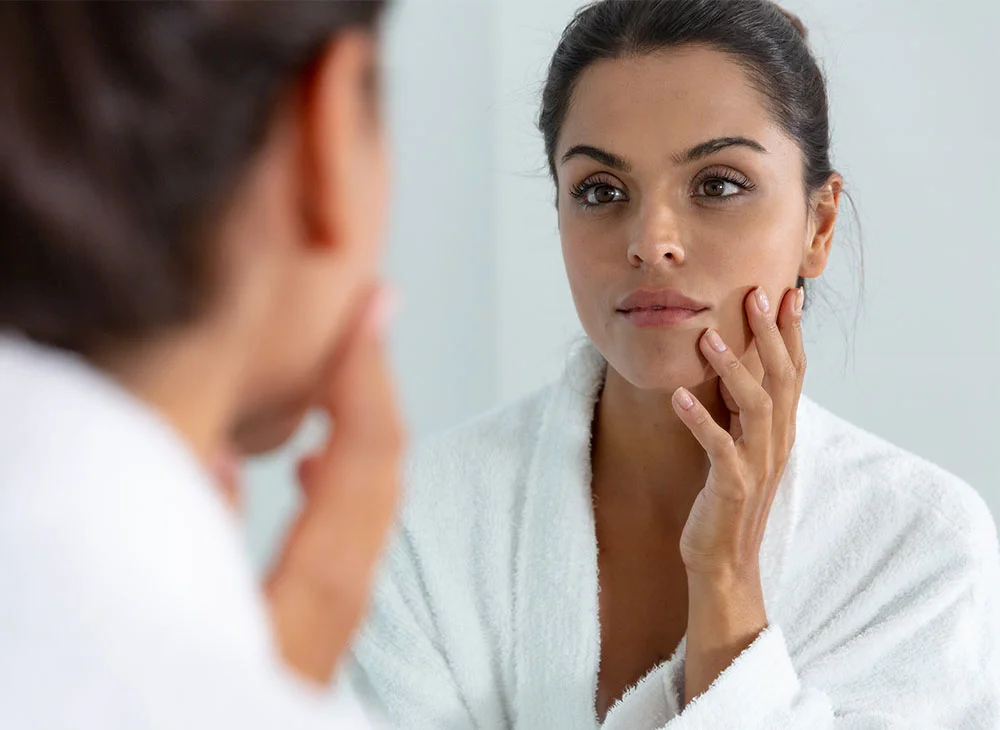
top-left (618, 289), bottom-right (709, 312)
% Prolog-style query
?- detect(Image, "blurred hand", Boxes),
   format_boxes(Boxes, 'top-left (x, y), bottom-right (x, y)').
top-left (222, 285), bottom-right (404, 684)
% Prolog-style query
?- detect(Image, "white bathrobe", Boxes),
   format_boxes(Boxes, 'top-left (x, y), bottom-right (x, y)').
top-left (348, 342), bottom-right (1000, 729)
top-left (0, 335), bottom-right (371, 730)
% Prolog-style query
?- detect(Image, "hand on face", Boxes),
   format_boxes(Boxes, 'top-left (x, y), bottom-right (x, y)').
top-left (210, 285), bottom-right (404, 684)
top-left (671, 285), bottom-right (805, 581)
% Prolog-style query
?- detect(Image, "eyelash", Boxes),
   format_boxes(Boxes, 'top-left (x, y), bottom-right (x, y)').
top-left (569, 174), bottom-right (626, 207)
top-left (568, 166), bottom-right (757, 209)
top-left (691, 166), bottom-right (757, 198)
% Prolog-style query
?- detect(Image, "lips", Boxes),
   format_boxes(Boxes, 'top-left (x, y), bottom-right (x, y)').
top-left (617, 289), bottom-right (709, 314)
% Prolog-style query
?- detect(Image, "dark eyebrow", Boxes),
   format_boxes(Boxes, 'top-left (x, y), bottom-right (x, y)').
top-left (560, 145), bottom-right (632, 173)
top-left (673, 136), bottom-right (768, 164)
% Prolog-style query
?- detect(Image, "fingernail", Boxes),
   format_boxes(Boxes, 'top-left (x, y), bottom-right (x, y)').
top-left (755, 287), bottom-right (770, 314)
top-left (706, 329), bottom-right (727, 352)
top-left (795, 287), bottom-right (804, 315)
top-left (675, 387), bottom-right (695, 410)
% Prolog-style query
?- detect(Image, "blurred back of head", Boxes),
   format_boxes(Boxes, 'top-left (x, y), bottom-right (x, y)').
top-left (0, 1), bottom-right (385, 359)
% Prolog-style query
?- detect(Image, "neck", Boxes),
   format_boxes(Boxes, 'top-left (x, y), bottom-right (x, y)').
top-left (592, 364), bottom-right (729, 525)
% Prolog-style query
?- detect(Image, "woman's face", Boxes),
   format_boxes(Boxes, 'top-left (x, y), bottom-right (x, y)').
top-left (556, 45), bottom-right (830, 392)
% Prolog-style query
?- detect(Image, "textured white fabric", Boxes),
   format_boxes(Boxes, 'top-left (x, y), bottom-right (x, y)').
top-left (0, 335), bottom-right (372, 730)
top-left (349, 342), bottom-right (1000, 729)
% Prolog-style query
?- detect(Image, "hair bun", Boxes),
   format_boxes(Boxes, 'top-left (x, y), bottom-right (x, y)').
top-left (775, 5), bottom-right (809, 40)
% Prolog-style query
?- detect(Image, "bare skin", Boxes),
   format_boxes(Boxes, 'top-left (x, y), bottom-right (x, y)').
top-left (553, 46), bottom-right (840, 720)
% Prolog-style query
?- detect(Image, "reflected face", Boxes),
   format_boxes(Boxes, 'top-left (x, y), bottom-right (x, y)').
top-left (556, 45), bottom-right (816, 392)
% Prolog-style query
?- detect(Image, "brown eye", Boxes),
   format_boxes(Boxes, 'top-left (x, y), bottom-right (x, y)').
top-left (701, 178), bottom-right (741, 197)
top-left (570, 177), bottom-right (629, 207)
top-left (595, 185), bottom-right (618, 203)
top-left (585, 184), bottom-right (626, 205)
top-left (704, 179), bottom-right (726, 196)
top-left (692, 167), bottom-right (755, 200)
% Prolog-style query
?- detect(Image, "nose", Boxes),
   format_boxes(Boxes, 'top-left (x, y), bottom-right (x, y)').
top-left (627, 203), bottom-right (685, 268)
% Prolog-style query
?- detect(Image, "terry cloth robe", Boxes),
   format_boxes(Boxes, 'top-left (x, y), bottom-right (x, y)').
top-left (0, 334), bottom-right (373, 730)
top-left (347, 341), bottom-right (1000, 730)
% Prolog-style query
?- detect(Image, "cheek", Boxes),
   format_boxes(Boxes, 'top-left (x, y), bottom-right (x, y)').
top-left (696, 198), bottom-right (806, 285)
top-left (697, 201), bottom-right (807, 353)
top-left (559, 206), bottom-right (623, 292)
top-left (560, 217), bottom-right (608, 326)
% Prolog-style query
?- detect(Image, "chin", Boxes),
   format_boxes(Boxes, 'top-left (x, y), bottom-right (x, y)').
top-left (603, 337), bottom-right (713, 394)
top-left (231, 394), bottom-right (313, 455)
top-left (232, 347), bottom-right (333, 456)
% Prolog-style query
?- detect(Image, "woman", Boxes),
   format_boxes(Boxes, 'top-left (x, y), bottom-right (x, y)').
top-left (348, 1), bottom-right (1000, 728)
top-left (0, 2), bottom-right (402, 728)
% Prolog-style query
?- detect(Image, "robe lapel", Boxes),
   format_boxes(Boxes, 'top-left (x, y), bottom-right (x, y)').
top-left (513, 343), bottom-right (606, 730)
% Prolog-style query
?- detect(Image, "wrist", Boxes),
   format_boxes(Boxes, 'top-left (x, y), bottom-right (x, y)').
top-left (684, 570), bottom-right (767, 706)
top-left (687, 571), bottom-right (766, 634)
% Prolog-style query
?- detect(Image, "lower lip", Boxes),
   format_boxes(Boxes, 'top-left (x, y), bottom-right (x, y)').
top-left (620, 307), bottom-right (705, 328)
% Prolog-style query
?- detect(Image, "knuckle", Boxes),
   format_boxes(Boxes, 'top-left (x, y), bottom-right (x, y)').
top-left (715, 434), bottom-right (739, 461)
top-left (733, 481), bottom-right (752, 502)
top-left (715, 478), bottom-right (749, 504)
top-left (759, 458), bottom-right (775, 483)
top-left (796, 351), bottom-right (808, 375)
top-left (693, 408), bottom-right (713, 428)
top-left (751, 393), bottom-right (773, 417)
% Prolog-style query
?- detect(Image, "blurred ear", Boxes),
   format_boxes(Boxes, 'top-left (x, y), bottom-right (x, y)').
top-left (298, 31), bottom-right (380, 255)
top-left (799, 173), bottom-right (842, 279)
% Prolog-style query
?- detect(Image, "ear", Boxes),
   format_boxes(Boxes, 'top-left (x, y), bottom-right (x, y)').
top-left (298, 31), bottom-right (379, 254)
top-left (799, 173), bottom-right (843, 280)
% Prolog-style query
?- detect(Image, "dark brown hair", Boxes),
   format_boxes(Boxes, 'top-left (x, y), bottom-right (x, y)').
top-left (539, 0), bottom-right (838, 300)
top-left (0, 1), bottom-right (386, 356)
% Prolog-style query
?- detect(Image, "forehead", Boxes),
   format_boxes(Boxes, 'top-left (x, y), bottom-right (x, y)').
top-left (558, 45), bottom-right (795, 164)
